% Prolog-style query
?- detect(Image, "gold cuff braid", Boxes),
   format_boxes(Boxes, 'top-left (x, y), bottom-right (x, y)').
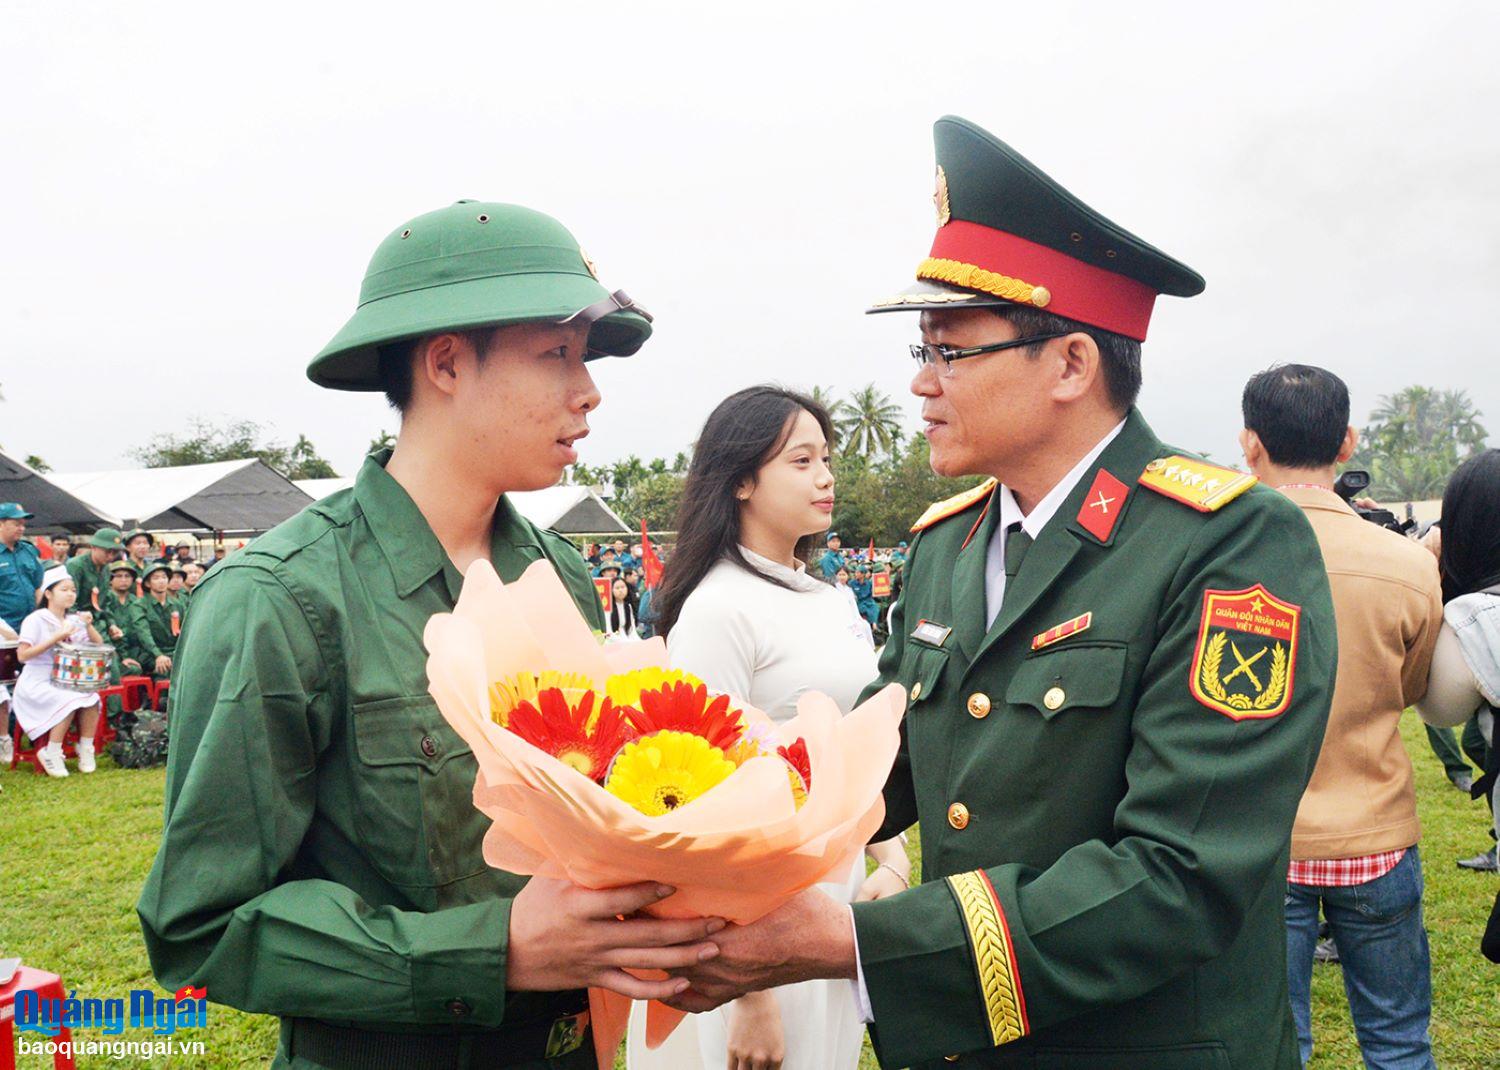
top-left (947, 870), bottom-right (1028, 1046)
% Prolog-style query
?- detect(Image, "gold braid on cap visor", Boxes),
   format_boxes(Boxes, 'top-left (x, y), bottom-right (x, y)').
top-left (916, 257), bottom-right (1052, 309)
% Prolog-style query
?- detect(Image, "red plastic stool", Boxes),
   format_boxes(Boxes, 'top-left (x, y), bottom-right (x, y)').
top-left (10, 703), bottom-right (113, 775)
top-left (119, 675), bottom-right (152, 712)
top-left (0, 965), bottom-right (76, 1069)
top-left (151, 680), bottom-right (170, 712)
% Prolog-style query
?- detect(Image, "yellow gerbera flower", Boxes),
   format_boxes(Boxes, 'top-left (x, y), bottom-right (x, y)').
top-left (605, 668), bottom-right (705, 712)
top-left (490, 670), bottom-right (597, 727)
top-left (604, 730), bottom-right (737, 816)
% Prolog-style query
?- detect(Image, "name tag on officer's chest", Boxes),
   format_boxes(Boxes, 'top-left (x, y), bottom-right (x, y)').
top-left (911, 619), bottom-right (952, 647)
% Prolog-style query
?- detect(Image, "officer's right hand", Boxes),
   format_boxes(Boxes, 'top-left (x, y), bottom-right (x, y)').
top-left (154, 655), bottom-right (172, 675)
top-left (506, 878), bottom-right (724, 999)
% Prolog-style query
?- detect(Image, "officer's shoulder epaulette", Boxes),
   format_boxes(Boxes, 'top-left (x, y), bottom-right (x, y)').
top-left (1138, 455), bottom-right (1257, 513)
top-left (911, 478), bottom-right (997, 533)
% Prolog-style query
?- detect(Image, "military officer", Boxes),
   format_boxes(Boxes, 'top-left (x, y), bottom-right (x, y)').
top-left (65, 527), bottom-right (124, 616)
top-left (668, 116), bottom-right (1337, 1070)
top-left (128, 561), bottom-right (180, 684)
top-left (138, 201), bottom-right (723, 1069)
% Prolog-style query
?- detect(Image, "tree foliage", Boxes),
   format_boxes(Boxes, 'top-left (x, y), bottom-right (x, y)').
top-left (835, 384), bottom-right (905, 459)
top-left (1349, 386), bottom-right (1489, 500)
top-left (131, 418), bottom-right (339, 481)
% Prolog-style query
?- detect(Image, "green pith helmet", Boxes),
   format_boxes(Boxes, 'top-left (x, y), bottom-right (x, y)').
top-left (140, 561), bottom-right (173, 583)
top-left (109, 560), bottom-right (138, 577)
top-left (123, 527), bottom-right (153, 548)
top-left (308, 200), bottom-right (654, 390)
top-left (88, 527), bottom-right (124, 551)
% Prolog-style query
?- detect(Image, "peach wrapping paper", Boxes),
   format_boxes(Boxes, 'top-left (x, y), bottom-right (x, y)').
top-left (423, 560), bottom-right (906, 1070)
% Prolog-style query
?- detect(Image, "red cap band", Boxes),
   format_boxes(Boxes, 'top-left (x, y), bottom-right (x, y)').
top-left (928, 221), bottom-right (1158, 341)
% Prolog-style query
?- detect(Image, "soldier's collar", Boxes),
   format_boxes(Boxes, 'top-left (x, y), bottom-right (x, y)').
top-left (354, 452), bottom-right (544, 599)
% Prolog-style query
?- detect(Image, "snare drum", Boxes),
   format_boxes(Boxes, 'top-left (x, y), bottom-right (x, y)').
top-left (52, 643), bottom-right (115, 692)
top-left (0, 638), bottom-right (18, 685)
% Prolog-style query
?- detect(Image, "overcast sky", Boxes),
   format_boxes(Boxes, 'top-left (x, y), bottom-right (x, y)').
top-left (4, 3), bottom-right (1497, 482)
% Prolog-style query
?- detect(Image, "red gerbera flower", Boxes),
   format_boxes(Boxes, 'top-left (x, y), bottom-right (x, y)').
top-left (626, 681), bottom-right (745, 751)
top-left (777, 737), bottom-right (812, 793)
top-left (506, 688), bottom-right (635, 782)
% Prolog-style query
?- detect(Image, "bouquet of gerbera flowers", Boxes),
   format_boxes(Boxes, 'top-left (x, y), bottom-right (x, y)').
top-left (424, 560), bottom-right (905, 1069)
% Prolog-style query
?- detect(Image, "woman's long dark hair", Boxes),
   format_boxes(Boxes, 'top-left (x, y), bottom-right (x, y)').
top-left (653, 386), bottom-right (835, 638)
top-left (1439, 448), bottom-right (1500, 603)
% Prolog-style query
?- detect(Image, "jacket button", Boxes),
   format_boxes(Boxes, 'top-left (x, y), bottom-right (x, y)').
top-left (910, 681), bottom-right (923, 702)
top-left (947, 802), bottom-right (970, 830)
top-left (446, 998), bottom-right (471, 1018)
top-left (966, 692), bottom-right (991, 719)
top-left (420, 735), bottom-right (438, 758)
top-left (1043, 686), bottom-right (1066, 711)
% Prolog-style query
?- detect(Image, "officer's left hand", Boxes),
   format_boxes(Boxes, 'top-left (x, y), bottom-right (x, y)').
top-left (662, 886), bottom-right (857, 1013)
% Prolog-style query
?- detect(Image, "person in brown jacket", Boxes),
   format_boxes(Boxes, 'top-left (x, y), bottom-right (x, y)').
top-left (1241, 364), bottom-right (1443, 1070)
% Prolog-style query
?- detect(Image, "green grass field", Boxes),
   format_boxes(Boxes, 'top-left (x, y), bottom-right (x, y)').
top-left (1, 715), bottom-right (1495, 1068)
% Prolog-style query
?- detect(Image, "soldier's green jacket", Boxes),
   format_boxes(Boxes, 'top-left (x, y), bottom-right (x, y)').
top-left (65, 553), bottom-right (110, 618)
top-left (851, 410), bottom-right (1336, 1070)
top-left (127, 593), bottom-right (181, 666)
top-left (137, 452), bottom-right (604, 1052)
top-left (100, 590), bottom-right (143, 666)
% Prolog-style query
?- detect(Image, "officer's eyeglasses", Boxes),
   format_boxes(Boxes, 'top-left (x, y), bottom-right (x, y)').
top-left (909, 332), bottom-right (1070, 377)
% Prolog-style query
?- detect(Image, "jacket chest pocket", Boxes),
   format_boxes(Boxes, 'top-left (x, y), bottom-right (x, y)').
top-left (901, 642), bottom-right (951, 711)
top-left (349, 695), bottom-right (488, 890)
top-left (1005, 642), bottom-right (1128, 719)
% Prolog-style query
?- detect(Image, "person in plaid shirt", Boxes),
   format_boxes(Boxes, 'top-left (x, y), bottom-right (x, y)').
top-left (1241, 365), bottom-right (1444, 1069)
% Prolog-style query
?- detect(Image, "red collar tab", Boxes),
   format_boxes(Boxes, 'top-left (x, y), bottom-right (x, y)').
top-left (928, 221), bottom-right (1158, 341)
top-left (1076, 469), bottom-right (1129, 542)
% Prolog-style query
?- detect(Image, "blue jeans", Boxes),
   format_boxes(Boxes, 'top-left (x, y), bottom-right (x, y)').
top-left (1285, 846), bottom-right (1435, 1069)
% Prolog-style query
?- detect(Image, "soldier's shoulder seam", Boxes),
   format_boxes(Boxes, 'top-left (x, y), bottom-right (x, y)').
top-left (911, 478), bottom-right (998, 533)
top-left (1137, 455), bottom-right (1257, 513)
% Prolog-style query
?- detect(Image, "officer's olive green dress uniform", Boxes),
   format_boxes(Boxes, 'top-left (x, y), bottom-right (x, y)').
top-left (847, 118), bottom-right (1338, 1069)
top-left (138, 201), bottom-right (652, 1069)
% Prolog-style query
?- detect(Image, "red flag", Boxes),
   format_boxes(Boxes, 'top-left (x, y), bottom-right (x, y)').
top-left (640, 520), bottom-right (665, 589)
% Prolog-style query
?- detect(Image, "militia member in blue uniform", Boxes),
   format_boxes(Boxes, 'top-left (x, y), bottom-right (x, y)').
top-left (0, 503), bottom-right (44, 631)
top-left (819, 530), bottom-right (845, 580)
top-left (667, 116), bottom-right (1337, 1069)
top-left (138, 202), bottom-right (723, 1068)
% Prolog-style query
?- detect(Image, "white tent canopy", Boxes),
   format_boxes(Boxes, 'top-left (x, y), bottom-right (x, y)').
top-left (52, 459), bottom-right (313, 534)
top-left (294, 479), bottom-right (630, 536)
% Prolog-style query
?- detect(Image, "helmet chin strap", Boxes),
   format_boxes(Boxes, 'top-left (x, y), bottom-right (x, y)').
top-left (562, 289), bottom-right (653, 329)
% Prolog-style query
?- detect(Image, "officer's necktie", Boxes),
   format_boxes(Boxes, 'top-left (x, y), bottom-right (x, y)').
top-left (1004, 522), bottom-right (1032, 581)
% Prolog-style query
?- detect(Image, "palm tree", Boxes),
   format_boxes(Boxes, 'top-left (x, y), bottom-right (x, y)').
top-left (839, 384), bottom-right (905, 459)
top-left (1354, 386), bottom-right (1489, 500)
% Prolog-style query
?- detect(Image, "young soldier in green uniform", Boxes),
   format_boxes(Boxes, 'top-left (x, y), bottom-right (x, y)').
top-left (122, 528), bottom-right (153, 595)
top-left (138, 201), bottom-right (722, 1069)
top-left (65, 527), bottom-right (124, 617)
top-left (668, 117), bottom-right (1338, 1070)
top-left (101, 560), bottom-right (144, 675)
top-left (128, 561), bottom-right (180, 685)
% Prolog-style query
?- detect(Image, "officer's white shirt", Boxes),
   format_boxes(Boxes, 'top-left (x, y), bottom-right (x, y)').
top-left (850, 417), bottom-right (1125, 1023)
top-left (984, 419), bottom-right (1126, 627)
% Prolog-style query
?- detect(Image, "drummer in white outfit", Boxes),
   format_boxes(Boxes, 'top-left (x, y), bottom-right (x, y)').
top-left (14, 567), bottom-right (105, 777)
top-left (628, 386), bottom-right (909, 1070)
